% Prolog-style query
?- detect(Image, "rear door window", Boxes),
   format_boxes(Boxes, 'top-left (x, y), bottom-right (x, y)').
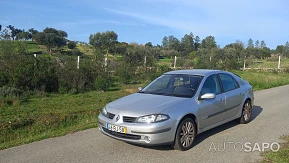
top-left (219, 73), bottom-right (239, 92)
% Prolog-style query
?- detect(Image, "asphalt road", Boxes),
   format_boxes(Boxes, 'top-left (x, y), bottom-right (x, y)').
top-left (1, 85), bottom-right (289, 163)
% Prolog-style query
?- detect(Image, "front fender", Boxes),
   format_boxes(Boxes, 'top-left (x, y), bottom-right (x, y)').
top-left (161, 98), bottom-right (200, 134)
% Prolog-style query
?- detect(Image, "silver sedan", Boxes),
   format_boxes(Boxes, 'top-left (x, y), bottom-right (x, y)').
top-left (98, 69), bottom-right (254, 151)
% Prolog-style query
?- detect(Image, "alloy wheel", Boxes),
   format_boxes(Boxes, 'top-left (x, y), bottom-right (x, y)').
top-left (243, 102), bottom-right (251, 122)
top-left (180, 121), bottom-right (195, 147)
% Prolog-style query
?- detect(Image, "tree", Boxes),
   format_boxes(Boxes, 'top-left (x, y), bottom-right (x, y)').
top-left (275, 45), bottom-right (284, 54)
top-left (194, 36), bottom-right (201, 51)
top-left (68, 41), bottom-right (77, 49)
top-left (167, 35), bottom-right (180, 51)
top-left (145, 42), bottom-right (153, 47)
top-left (0, 28), bottom-right (11, 40)
top-left (34, 32), bottom-right (46, 44)
top-left (45, 33), bottom-right (66, 55)
top-left (123, 45), bottom-right (146, 67)
top-left (236, 40), bottom-right (245, 48)
top-left (28, 28), bottom-right (38, 41)
top-left (34, 27), bottom-right (67, 55)
top-left (224, 42), bottom-right (244, 60)
top-left (43, 27), bottom-right (68, 38)
top-left (113, 42), bottom-right (129, 55)
top-left (261, 47), bottom-right (271, 58)
top-left (260, 40), bottom-right (266, 49)
top-left (247, 38), bottom-right (254, 49)
top-left (0, 25), bottom-right (2, 31)
top-left (222, 48), bottom-right (240, 70)
top-left (194, 48), bottom-right (211, 68)
top-left (180, 32), bottom-right (194, 57)
top-left (58, 30), bottom-right (68, 38)
top-left (284, 41), bottom-right (289, 57)
top-left (160, 49), bottom-right (180, 58)
top-left (6, 25), bottom-right (21, 40)
top-left (162, 36), bottom-right (168, 48)
top-left (201, 36), bottom-right (217, 50)
top-left (43, 27), bottom-right (59, 35)
top-left (16, 31), bottom-right (29, 40)
top-left (255, 40), bottom-right (260, 48)
top-left (89, 31), bottom-right (118, 58)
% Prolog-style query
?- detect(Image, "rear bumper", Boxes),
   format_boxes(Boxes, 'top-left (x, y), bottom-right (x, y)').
top-left (98, 114), bottom-right (176, 145)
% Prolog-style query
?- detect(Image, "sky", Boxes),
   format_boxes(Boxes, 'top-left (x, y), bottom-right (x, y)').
top-left (0, 0), bottom-right (288, 49)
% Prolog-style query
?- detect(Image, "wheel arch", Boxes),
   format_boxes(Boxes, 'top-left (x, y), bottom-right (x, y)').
top-left (244, 97), bottom-right (252, 107)
top-left (177, 113), bottom-right (199, 135)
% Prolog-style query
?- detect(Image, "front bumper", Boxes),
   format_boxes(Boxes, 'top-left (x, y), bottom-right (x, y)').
top-left (98, 114), bottom-right (176, 145)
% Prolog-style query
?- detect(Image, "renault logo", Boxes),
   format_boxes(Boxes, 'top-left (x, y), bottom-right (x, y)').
top-left (115, 115), bottom-right (120, 122)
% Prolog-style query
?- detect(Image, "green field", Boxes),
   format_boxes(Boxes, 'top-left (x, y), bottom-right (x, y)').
top-left (1, 71), bottom-right (289, 150)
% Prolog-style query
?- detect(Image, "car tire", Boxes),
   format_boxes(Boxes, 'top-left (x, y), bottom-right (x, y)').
top-left (173, 117), bottom-right (196, 151)
top-left (238, 100), bottom-right (252, 124)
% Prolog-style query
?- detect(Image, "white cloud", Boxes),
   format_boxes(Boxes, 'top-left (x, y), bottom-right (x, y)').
top-left (59, 18), bottom-right (146, 27)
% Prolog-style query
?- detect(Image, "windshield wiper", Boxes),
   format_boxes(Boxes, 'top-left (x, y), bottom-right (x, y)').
top-left (138, 91), bottom-right (149, 94)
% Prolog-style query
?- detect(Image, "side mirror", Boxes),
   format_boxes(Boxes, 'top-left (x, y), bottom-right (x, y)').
top-left (138, 87), bottom-right (143, 91)
top-left (199, 93), bottom-right (216, 100)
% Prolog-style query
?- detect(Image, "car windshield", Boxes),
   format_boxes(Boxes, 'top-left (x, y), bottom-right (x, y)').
top-left (139, 74), bottom-right (203, 98)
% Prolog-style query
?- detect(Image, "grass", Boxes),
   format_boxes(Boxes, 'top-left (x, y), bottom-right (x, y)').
top-left (1, 71), bottom-right (289, 150)
top-left (0, 88), bottom-right (135, 149)
top-left (26, 41), bottom-right (47, 54)
top-left (76, 44), bottom-right (93, 55)
top-left (248, 58), bottom-right (289, 69)
top-left (159, 58), bottom-right (173, 63)
top-left (158, 58), bottom-right (173, 66)
top-left (261, 135), bottom-right (289, 163)
top-left (233, 70), bottom-right (289, 91)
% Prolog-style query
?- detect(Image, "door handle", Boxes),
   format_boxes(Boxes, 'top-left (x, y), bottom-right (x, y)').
top-left (220, 98), bottom-right (225, 103)
top-left (240, 92), bottom-right (245, 95)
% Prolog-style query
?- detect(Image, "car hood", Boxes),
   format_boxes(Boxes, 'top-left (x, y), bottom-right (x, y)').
top-left (106, 93), bottom-right (188, 115)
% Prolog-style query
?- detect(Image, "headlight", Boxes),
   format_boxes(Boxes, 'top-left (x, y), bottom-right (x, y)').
top-left (136, 114), bottom-right (169, 123)
top-left (101, 107), bottom-right (107, 116)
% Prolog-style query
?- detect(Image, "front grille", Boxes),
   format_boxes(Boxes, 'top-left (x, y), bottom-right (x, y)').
top-left (102, 128), bottom-right (141, 140)
top-left (107, 112), bottom-right (115, 119)
top-left (123, 116), bottom-right (137, 123)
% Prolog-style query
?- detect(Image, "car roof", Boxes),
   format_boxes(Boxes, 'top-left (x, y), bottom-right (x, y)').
top-left (164, 69), bottom-right (223, 76)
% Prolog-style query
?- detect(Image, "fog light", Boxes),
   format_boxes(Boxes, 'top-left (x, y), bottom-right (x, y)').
top-left (144, 136), bottom-right (151, 143)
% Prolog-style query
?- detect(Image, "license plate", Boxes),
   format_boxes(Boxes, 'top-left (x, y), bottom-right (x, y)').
top-left (106, 123), bottom-right (127, 134)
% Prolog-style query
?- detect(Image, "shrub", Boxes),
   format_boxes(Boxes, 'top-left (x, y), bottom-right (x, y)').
top-left (95, 76), bottom-right (110, 91)
top-left (71, 48), bottom-right (82, 56)
top-left (0, 86), bottom-right (23, 98)
top-left (58, 66), bottom-right (92, 93)
top-left (116, 65), bottom-right (133, 84)
top-left (159, 64), bottom-right (171, 73)
top-left (67, 41), bottom-right (76, 49)
top-left (0, 86), bottom-right (27, 106)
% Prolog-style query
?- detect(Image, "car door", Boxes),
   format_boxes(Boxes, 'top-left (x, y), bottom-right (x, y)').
top-left (218, 73), bottom-right (243, 120)
top-left (198, 74), bottom-right (226, 129)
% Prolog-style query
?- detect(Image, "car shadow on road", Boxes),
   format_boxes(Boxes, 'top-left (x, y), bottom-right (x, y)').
top-left (128, 105), bottom-right (263, 151)
top-left (194, 105), bottom-right (263, 146)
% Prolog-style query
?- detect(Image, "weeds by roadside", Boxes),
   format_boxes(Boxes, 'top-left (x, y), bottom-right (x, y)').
top-left (261, 135), bottom-right (289, 163)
